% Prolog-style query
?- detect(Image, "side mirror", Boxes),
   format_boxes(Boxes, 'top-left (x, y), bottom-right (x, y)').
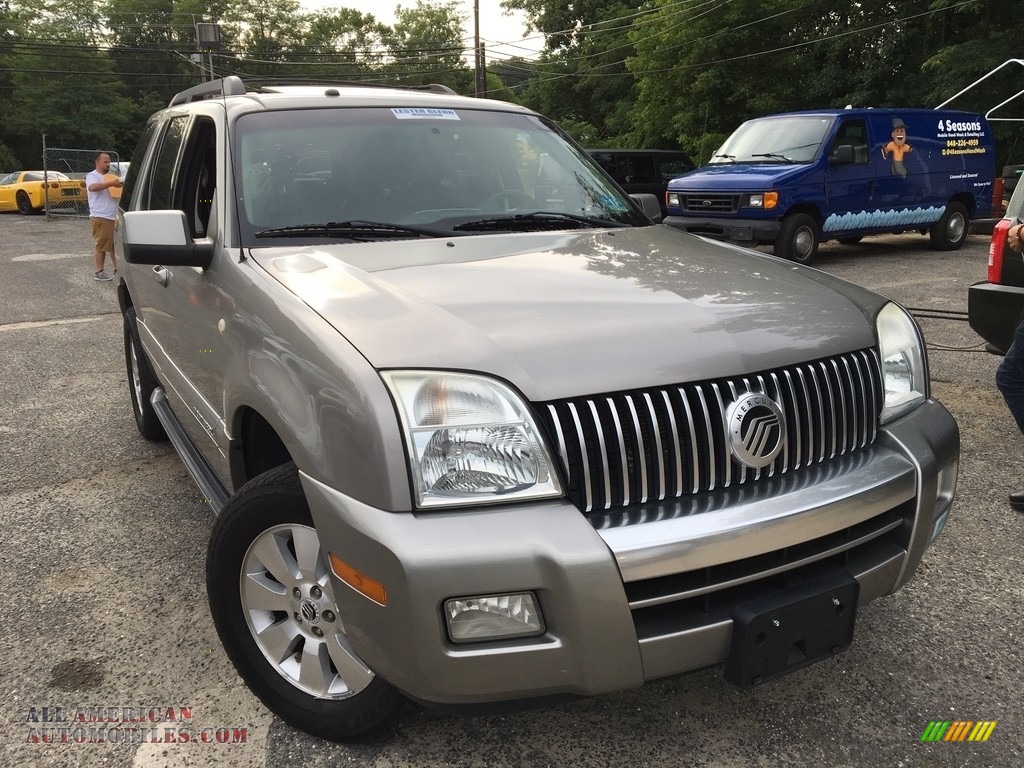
top-left (630, 193), bottom-right (664, 223)
top-left (830, 144), bottom-right (855, 166)
top-left (122, 210), bottom-right (214, 269)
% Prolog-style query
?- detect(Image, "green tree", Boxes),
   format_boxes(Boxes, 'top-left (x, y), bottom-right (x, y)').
top-left (505, 0), bottom-right (639, 146)
top-left (304, 7), bottom-right (389, 75)
top-left (380, 0), bottom-right (471, 91)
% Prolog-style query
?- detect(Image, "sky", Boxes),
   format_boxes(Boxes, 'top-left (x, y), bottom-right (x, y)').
top-left (300, 0), bottom-right (545, 61)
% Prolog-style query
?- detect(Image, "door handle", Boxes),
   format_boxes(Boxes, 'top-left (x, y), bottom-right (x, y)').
top-left (153, 265), bottom-right (169, 286)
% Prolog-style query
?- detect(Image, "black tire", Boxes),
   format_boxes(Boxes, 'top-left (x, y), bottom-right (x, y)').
top-left (16, 191), bottom-right (36, 215)
top-left (775, 213), bottom-right (820, 264)
top-left (837, 236), bottom-right (862, 245)
top-left (929, 202), bottom-right (969, 251)
top-left (207, 463), bottom-right (404, 742)
top-left (123, 307), bottom-right (167, 441)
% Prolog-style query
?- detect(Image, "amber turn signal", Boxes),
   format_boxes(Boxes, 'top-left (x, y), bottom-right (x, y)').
top-left (328, 552), bottom-right (387, 606)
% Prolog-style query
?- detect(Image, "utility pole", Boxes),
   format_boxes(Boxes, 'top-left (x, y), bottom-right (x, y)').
top-left (474, 0), bottom-right (485, 97)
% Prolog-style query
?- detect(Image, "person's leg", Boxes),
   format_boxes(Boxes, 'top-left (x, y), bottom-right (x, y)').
top-left (91, 218), bottom-right (106, 274)
top-left (96, 219), bottom-right (115, 276)
top-left (996, 318), bottom-right (1024, 510)
top-left (91, 218), bottom-right (113, 279)
top-left (996, 318), bottom-right (1024, 434)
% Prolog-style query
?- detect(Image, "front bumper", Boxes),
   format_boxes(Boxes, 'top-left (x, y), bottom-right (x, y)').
top-left (301, 399), bottom-right (958, 706)
top-left (663, 214), bottom-right (780, 245)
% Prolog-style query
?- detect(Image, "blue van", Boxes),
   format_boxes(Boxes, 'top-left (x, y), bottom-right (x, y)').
top-left (664, 108), bottom-right (995, 263)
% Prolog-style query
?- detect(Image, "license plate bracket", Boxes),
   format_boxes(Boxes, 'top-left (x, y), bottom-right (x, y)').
top-left (724, 569), bottom-right (858, 688)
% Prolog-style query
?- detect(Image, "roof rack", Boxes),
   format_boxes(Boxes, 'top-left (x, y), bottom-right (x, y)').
top-left (254, 79), bottom-right (457, 95)
top-left (169, 76), bottom-right (247, 107)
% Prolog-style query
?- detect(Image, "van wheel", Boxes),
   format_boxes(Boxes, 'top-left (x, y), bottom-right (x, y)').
top-left (929, 202), bottom-right (968, 251)
top-left (207, 463), bottom-right (405, 742)
top-left (776, 214), bottom-right (819, 264)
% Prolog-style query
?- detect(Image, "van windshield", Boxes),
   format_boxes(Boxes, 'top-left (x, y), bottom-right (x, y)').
top-left (710, 116), bottom-right (834, 165)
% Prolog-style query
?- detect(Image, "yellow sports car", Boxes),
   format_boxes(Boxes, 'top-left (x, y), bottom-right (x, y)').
top-left (0, 170), bottom-right (87, 214)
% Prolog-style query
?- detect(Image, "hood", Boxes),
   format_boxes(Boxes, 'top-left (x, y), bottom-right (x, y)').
top-left (250, 226), bottom-right (883, 402)
top-left (668, 163), bottom-right (811, 192)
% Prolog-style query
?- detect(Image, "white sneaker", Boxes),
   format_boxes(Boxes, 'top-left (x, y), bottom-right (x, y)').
top-left (94, 270), bottom-right (112, 282)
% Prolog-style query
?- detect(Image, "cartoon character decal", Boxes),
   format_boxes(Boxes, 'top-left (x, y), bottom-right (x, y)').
top-left (882, 118), bottom-right (913, 178)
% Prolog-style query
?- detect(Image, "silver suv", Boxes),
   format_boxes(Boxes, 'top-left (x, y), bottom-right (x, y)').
top-left (116, 76), bottom-right (959, 742)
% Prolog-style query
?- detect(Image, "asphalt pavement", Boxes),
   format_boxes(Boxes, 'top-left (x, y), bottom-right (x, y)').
top-left (0, 213), bottom-right (1021, 768)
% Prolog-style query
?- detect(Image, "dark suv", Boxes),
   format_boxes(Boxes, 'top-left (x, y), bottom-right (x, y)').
top-left (116, 76), bottom-right (958, 742)
top-left (586, 148), bottom-right (695, 214)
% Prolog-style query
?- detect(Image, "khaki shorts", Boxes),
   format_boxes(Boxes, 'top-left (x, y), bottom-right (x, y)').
top-left (91, 217), bottom-right (115, 253)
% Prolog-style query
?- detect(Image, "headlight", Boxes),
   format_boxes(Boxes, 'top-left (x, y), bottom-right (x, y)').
top-left (876, 302), bottom-right (928, 423)
top-left (746, 191), bottom-right (778, 209)
top-left (666, 192), bottom-right (680, 208)
top-left (382, 371), bottom-right (563, 508)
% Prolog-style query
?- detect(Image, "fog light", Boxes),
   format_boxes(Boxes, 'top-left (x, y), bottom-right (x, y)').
top-left (444, 593), bottom-right (544, 643)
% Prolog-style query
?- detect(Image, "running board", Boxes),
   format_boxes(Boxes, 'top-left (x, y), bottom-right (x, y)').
top-left (150, 387), bottom-right (230, 514)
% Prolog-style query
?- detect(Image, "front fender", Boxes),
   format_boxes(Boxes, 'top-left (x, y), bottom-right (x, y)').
top-left (221, 273), bottom-right (413, 511)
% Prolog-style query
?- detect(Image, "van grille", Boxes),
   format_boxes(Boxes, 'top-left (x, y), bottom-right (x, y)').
top-left (679, 193), bottom-right (740, 214)
top-left (537, 349), bottom-right (882, 514)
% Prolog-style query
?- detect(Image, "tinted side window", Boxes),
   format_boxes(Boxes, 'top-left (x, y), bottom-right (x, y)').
top-left (830, 119), bottom-right (869, 165)
top-left (589, 152), bottom-right (616, 177)
top-left (624, 155), bottom-right (656, 184)
top-left (174, 118), bottom-right (217, 238)
top-left (120, 116), bottom-right (161, 211)
top-left (146, 116), bottom-right (189, 210)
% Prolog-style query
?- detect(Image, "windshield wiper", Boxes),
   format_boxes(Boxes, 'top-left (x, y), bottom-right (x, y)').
top-left (713, 153), bottom-right (737, 162)
top-left (254, 220), bottom-right (448, 239)
top-left (750, 152), bottom-right (794, 163)
top-left (452, 211), bottom-right (626, 233)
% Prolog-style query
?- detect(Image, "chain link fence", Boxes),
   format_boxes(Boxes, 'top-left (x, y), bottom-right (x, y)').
top-left (40, 146), bottom-right (121, 218)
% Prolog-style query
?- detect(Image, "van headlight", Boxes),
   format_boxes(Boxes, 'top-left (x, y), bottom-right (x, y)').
top-left (746, 191), bottom-right (778, 209)
top-left (382, 371), bottom-right (563, 508)
top-left (876, 302), bottom-right (928, 423)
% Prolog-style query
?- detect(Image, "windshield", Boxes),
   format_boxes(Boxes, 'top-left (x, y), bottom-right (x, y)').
top-left (234, 107), bottom-right (647, 244)
top-left (709, 116), bottom-right (834, 164)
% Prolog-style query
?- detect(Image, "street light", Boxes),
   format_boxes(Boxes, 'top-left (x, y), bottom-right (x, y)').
top-left (194, 22), bottom-right (221, 82)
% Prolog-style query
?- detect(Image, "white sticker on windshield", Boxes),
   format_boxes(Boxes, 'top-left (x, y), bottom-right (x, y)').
top-left (392, 108), bottom-right (460, 120)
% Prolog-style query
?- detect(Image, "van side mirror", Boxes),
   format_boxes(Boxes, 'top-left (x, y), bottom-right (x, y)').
top-left (830, 144), bottom-right (855, 166)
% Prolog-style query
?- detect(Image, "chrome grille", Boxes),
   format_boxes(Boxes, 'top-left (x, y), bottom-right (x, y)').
top-left (538, 349), bottom-right (882, 513)
top-left (680, 193), bottom-right (740, 214)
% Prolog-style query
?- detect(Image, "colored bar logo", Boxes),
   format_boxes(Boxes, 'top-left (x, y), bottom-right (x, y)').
top-left (921, 721), bottom-right (997, 742)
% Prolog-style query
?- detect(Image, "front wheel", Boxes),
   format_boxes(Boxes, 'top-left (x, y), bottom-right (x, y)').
top-left (775, 213), bottom-right (820, 264)
top-left (207, 463), bottom-right (404, 742)
top-left (123, 307), bottom-right (166, 441)
top-left (929, 202), bottom-right (968, 251)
